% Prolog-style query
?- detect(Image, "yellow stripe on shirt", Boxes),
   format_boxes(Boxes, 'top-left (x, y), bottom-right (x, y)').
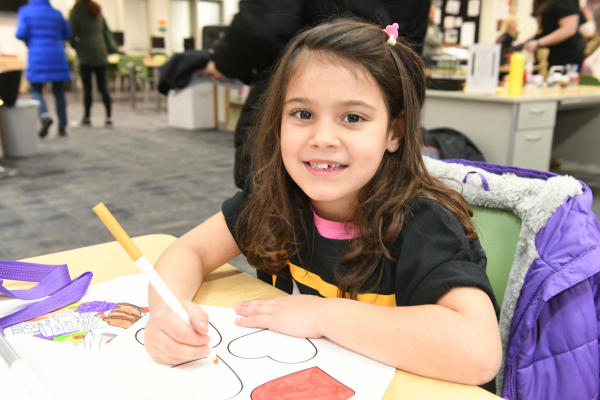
top-left (288, 262), bottom-right (396, 307)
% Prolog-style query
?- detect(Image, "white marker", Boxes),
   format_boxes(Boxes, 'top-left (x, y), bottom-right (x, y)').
top-left (93, 202), bottom-right (218, 364)
top-left (0, 334), bottom-right (54, 400)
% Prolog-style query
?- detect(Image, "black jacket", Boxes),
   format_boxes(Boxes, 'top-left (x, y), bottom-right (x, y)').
top-left (157, 50), bottom-right (211, 95)
top-left (213, 0), bottom-right (431, 84)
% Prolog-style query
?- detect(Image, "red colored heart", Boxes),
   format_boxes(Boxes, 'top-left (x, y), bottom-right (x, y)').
top-left (251, 367), bottom-right (354, 400)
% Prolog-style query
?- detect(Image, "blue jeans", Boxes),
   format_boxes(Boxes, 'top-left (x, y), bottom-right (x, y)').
top-left (29, 82), bottom-right (67, 129)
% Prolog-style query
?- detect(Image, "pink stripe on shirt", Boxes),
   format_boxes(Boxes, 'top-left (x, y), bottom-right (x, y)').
top-left (313, 209), bottom-right (360, 240)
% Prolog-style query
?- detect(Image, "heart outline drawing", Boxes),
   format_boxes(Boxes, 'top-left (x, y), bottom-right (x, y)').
top-left (135, 322), bottom-right (222, 349)
top-left (228, 329), bottom-right (317, 364)
top-left (176, 355), bottom-right (244, 400)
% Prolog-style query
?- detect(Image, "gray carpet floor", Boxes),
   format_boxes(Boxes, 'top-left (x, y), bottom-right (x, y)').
top-left (1, 93), bottom-right (599, 277)
top-left (0, 94), bottom-right (254, 275)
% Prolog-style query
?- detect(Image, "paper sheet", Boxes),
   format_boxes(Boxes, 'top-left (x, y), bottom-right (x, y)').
top-left (443, 16), bottom-right (456, 30)
top-left (444, 29), bottom-right (459, 44)
top-left (445, 0), bottom-right (461, 15)
top-left (434, 7), bottom-right (442, 25)
top-left (1, 274), bottom-right (150, 350)
top-left (467, 0), bottom-right (480, 17)
top-left (460, 21), bottom-right (477, 46)
top-left (105, 305), bottom-right (395, 400)
top-left (0, 274), bottom-right (396, 400)
top-left (2, 336), bottom-right (197, 400)
top-left (496, 0), bottom-right (510, 19)
top-left (466, 44), bottom-right (501, 93)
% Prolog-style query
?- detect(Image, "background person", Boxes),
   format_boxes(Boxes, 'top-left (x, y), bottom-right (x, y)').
top-left (199, 0), bottom-right (432, 189)
top-left (69, 0), bottom-right (114, 127)
top-left (497, 15), bottom-right (519, 66)
top-left (422, 4), bottom-right (444, 65)
top-left (523, 0), bottom-right (585, 68)
top-left (16, 0), bottom-right (71, 138)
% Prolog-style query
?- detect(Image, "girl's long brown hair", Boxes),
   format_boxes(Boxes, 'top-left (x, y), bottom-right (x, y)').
top-left (82, 0), bottom-right (101, 20)
top-left (236, 19), bottom-right (477, 299)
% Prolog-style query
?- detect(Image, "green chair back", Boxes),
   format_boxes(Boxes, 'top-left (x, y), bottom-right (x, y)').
top-left (580, 74), bottom-right (600, 86)
top-left (129, 55), bottom-right (150, 80)
top-left (471, 205), bottom-right (522, 309)
top-left (117, 55), bottom-right (134, 76)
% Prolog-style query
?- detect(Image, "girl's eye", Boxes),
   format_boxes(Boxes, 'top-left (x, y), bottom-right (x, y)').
top-left (344, 114), bottom-right (363, 124)
top-left (292, 110), bottom-right (313, 120)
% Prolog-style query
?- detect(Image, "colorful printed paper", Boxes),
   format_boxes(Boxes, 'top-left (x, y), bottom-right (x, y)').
top-left (1, 274), bottom-right (148, 350)
top-left (0, 274), bottom-right (396, 399)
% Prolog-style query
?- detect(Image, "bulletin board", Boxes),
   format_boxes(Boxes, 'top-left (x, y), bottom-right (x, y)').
top-left (436, 0), bottom-right (481, 46)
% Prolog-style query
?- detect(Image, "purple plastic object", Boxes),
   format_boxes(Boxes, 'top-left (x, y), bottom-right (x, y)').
top-left (462, 171), bottom-right (490, 191)
top-left (444, 159), bottom-right (556, 180)
top-left (0, 260), bottom-right (92, 334)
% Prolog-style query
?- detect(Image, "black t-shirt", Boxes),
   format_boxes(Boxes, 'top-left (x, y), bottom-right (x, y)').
top-left (222, 189), bottom-right (499, 316)
top-left (535, 0), bottom-right (584, 56)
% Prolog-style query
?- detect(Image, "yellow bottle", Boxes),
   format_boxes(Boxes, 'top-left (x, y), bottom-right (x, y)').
top-left (508, 52), bottom-right (525, 97)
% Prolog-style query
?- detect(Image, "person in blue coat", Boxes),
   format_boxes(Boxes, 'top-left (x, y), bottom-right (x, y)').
top-left (16, 0), bottom-right (71, 137)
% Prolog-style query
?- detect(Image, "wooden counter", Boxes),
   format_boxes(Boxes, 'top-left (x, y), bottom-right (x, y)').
top-left (7, 234), bottom-right (500, 400)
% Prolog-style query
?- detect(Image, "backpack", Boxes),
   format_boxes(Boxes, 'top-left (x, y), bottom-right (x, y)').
top-left (421, 127), bottom-right (485, 162)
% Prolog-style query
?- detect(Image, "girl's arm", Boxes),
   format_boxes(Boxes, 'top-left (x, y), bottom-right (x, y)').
top-left (524, 14), bottom-right (580, 52)
top-left (145, 212), bottom-right (241, 364)
top-left (318, 287), bottom-right (501, 385)
top-left (235, 286), bottom-right (501, 386)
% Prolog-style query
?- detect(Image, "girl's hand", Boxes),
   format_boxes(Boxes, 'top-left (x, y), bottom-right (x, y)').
top-left (144, 300), bottom-right (212, 365)
top-left (234, 295), bottom-right (325, 339)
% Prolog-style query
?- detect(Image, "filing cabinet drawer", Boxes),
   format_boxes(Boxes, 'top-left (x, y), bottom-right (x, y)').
top-left (512, 128), bottom-right (553, 171)
top-left (517, 102), bottom-right (557, 130)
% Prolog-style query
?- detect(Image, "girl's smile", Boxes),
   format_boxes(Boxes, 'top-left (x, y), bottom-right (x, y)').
top-left (304, 160), bottom-right (347, 177)
top-left (280, 58), bottom-right (400, 221)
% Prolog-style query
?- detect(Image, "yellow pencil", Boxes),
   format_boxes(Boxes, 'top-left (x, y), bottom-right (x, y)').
top-left (93, 202), bottom-right (217, 364)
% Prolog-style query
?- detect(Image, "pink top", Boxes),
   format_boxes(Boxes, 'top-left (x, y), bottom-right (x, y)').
top-left (312, 209), bottom-right (360, 240)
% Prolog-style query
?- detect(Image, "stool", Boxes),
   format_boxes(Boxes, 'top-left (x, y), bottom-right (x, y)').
top-left (0, 99), bottom-right (40, 158)
top-left (167, 76), bottom-right (216, 130)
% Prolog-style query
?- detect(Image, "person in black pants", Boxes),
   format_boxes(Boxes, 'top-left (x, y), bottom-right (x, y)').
top-left (79, 65), bottom-right (111, 126)
top-left (69, 0), bottom-right (114, 126)
top-left (199, 0), bottom-right (432, 189)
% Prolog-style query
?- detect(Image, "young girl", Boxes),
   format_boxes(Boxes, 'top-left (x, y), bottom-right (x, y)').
top-left (145, 19), bottom-right (502, 386)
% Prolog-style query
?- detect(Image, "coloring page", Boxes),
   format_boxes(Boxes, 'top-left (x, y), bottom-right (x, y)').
top-left (0, 274), bottom-right (149, 350)
top-left (1, 274), bottom-right (396, 399)
top-left (106, 305), bottom-right (395, 400)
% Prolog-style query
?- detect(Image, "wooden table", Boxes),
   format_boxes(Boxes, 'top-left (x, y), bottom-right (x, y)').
top-left (0, 56), bottom-right (24, 72)
top-left (8, 234), bottom-right (500, 400)
top-left (144, 57), bottom-right (166, 111)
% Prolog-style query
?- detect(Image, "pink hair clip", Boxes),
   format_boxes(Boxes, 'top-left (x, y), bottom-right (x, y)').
top-left (383, 23), bottom-right (399, 46)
